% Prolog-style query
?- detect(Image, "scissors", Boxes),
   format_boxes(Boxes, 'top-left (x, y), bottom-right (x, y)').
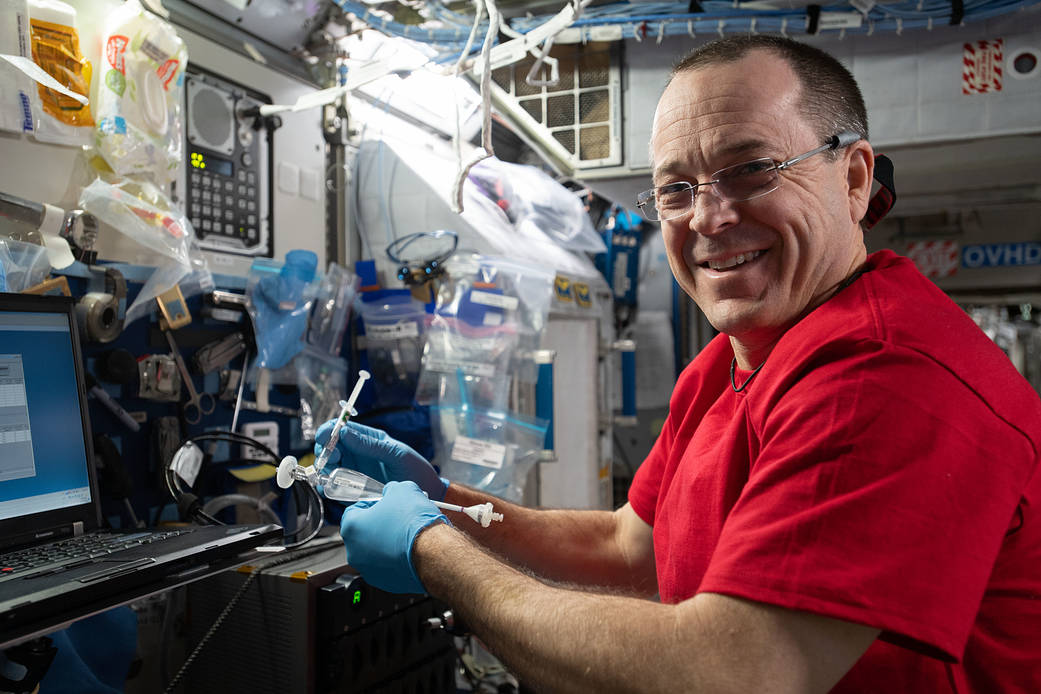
top-left (163, 329), bottom-right (216, 424)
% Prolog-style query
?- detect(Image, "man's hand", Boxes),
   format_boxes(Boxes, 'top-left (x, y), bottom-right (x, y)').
top-left (339, 480), bottom-right (449, 594)
top-left (315, 420), bottom-right (448, 500)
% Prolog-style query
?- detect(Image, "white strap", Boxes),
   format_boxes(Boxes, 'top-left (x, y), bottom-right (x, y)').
top-left (0, 55), bottom-right (88, 104)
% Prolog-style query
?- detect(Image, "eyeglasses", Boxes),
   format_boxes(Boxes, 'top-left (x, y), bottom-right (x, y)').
top-left (636, 131), bottom-right (861, 222)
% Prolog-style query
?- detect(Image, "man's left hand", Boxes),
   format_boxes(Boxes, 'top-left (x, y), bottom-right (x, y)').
top-left (339, 480), bottom-right (449, 594)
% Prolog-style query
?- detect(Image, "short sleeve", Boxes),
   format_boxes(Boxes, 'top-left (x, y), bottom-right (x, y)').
top-left (628, 412), bottom-right (673, 526)
top-left (628, 335), bottom-right (734, 527)
top-left (699, 342), bottom-right (1036, 660)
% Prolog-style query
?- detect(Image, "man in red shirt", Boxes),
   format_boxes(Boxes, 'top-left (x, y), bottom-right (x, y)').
top-left (321, 35), bottom-right (1041, 692)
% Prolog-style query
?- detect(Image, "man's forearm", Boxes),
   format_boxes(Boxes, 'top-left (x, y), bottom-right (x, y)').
top-left (413, 524), bottom-right (877, 694)
top-left (413, 522), bottom-right (682, 693)
top-left (443, 484), bottom-right (654, 593)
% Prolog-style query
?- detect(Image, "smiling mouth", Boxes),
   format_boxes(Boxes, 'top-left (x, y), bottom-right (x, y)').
top-left (701, 249), bottom-right (765, 271)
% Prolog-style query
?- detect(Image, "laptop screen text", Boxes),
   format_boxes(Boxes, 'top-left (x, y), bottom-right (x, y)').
top-left (0, 311), bottom-right (92, 522)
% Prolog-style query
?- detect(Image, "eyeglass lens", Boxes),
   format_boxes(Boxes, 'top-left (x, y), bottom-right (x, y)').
top-left (715, 158), bottom-right (780, 200)
top-left (644, 158), bottom-right (781, 221)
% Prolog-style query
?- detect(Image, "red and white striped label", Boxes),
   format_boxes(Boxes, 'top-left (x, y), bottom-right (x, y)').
top-left (963, 39), bottom-right (1003, 94)
top-left (906, 240), bottom-right (960, 278)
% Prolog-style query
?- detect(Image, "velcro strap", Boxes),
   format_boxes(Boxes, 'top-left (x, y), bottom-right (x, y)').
top-left (865, 154), bottom-right (896, 229)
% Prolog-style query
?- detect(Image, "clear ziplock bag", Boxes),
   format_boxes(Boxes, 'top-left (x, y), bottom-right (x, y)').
top-left (431, 404), bottom-right (547, 503)
top-left (307, 262), bottom-right (358, 357)
top-left (467, 157), bottom-right (606, 254)
top-left (296, 346), bottom-right (348, 441)
top-left (0, 236), bottom-right (49, 292)
top-left (427, 253), bottom-right (555, 387)
top-left (358, 292), bottom-right (428, 408)
top-left (414, 316), bottom-right (517, 412)
top-left (78, 176), bottom-right (211, 325)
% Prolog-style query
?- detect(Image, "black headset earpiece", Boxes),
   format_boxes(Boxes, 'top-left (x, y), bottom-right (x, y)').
top-left (386, 231), bottom-right (459, 287)
top-left (177, 492), bottom-right (202, 522)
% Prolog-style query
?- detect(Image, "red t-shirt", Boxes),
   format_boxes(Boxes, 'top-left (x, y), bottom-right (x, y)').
top-left (629, 250), bottom-right (1041, 692)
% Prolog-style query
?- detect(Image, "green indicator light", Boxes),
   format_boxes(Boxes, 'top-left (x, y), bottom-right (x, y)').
top-left (353, 590), bottom-right (362, 605)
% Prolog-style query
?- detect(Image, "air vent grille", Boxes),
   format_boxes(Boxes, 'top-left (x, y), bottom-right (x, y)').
top-left (493, 42), bottom-right (621, 169)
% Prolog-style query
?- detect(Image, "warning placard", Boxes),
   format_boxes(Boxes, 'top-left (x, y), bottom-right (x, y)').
top-left (963, 39), bottom-right (1003, 94)
top-left (906, 240), bottom-right (960, 278)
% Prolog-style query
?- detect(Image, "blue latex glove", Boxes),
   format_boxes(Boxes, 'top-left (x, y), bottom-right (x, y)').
top-left (315, 420), bottom-right (448, 501)
top-left (339, 481), bottom-right (448, 594)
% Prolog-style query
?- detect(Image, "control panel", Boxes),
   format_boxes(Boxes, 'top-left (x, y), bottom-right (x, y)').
top-left (181, 68), bottom-right (272, 257)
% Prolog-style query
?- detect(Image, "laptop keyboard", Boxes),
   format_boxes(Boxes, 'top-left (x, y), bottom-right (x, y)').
top-left (0, 529), bottom-right (196, 580)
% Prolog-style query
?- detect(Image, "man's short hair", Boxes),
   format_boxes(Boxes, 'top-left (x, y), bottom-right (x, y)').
top-left (670, 35), bottom-right (868, 149)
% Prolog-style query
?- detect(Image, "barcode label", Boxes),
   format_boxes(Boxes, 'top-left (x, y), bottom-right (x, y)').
top-left (451, 436), bottom-right (506, 469)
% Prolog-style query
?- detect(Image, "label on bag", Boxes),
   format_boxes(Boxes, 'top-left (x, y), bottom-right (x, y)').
top-left (469, 290), bottom-right (518, 311)
top-left (425, 359), bottom-right (496, 378)
top-left (367, 321), bottom-right (419, 339)
top-left (451, 436), bottom-right (506, 469)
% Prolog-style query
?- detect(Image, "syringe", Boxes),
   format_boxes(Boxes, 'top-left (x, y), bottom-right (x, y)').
top-left (306, 370), bottom-right (371, 484)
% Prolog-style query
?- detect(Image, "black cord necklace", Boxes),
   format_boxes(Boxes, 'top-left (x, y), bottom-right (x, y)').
top-left (730, 358), bottom-right (765, 392)
top-left (728, 267), bottom-right (866, 394)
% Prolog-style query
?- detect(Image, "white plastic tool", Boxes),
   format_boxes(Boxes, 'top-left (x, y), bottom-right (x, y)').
top-left (428, 498), bottom-right (504, 528)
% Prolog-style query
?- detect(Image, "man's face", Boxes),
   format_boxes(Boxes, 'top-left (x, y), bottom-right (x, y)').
top-left (650, 51), bottom-right (867, 359)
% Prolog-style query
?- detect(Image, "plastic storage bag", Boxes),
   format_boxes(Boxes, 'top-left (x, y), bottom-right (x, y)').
top-left (246, 250), bottom-right (319, 371)
top-left (94, 0), bottom-right (187, 183)
top-left (431, 405), bottom-right (547, 503)
top-left (307, 262), bottom-right (358, 357)
top-left (0, 0), bottom-right (34, 135)
top-left (78, 176), bottom-right (211, 325)
top-left (0, 237), bottom-right (50, 292)
top-left (414, 316), bottom-right (518, 412)
top-left (466, 158), bottom-right (606, 254)
top-left (417, 253), bottom-right (555, 406)
top-left (295, 346), bottom-right (348, 441)
top-left (25, 0), bottom-right (94, 146)
top-left (358, 292), bottom-right (428, 408)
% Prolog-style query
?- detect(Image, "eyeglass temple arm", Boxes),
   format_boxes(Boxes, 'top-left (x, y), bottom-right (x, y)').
top-left (829, 130), bottom-right (862, 149)
top-left (778, 130), bottom-right (862, 170)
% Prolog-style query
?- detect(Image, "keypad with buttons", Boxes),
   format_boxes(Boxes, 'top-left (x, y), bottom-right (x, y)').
top-left (187, 145), bottom-right (264, 255)
top-left (184, 71), bottom-right (271, 257)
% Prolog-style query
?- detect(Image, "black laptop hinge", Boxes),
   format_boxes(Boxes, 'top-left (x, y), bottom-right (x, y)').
top-left (1, 525), bottom-right (76, 554)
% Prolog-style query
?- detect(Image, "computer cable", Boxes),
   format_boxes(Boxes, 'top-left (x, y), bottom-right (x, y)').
top-left (164, 431), bottom-right (325, 548)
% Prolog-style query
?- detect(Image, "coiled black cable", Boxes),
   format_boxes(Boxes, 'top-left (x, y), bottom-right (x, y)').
top-left (164, 430), bottom-right (325, 548)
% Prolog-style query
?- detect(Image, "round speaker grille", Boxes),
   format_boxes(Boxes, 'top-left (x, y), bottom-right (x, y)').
top-left (191, 89), bottom-right (231, 147)
top-left (186, 77), bottom-right (235, 154)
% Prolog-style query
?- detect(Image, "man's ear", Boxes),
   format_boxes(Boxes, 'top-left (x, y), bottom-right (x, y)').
top-left (846, 141), bottom-right (874, 225)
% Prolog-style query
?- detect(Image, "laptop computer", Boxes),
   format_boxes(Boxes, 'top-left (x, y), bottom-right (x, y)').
top-left (0, 292), bottom-right (282, 647)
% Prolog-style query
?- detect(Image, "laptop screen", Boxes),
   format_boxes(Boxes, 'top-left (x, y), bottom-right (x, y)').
top-left (0, 309), bottom-right (92, 522)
